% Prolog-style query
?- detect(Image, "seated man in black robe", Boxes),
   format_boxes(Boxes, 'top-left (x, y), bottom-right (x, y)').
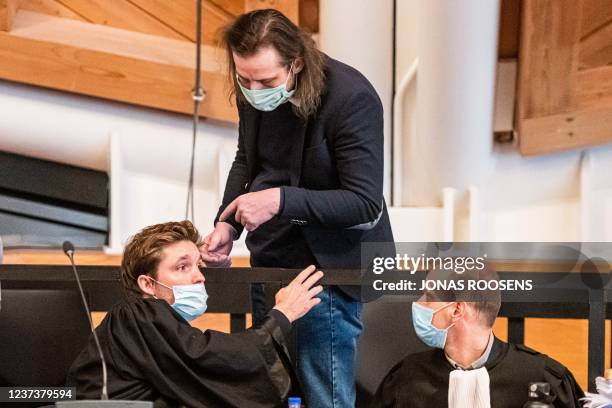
top-left (67, 220), bottom-right (323, 407)
top-left (372, 266), bottom-right (584, 408)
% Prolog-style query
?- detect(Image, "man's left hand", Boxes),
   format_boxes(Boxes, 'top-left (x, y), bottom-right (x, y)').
top-left (219, 187), bottom-right (281, 231)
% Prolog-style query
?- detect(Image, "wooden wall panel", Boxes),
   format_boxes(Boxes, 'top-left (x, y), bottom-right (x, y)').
top-left (524, 318), bottom-right (612, 391)
top-left (1, 249), bottom-right (252, 266)
top-left (10, 10), bottom-right (224, 68)
top-left (127, 0), bottom-right (235, 45)
top-left (498, 0), bottom-right (520, 58)
top-left (210, 0), bottom-right (245, 17)
top-left (2, 249), bottom-right (121, 265)
top-left (55, 0), bottom-right (187, 40)
top-left (0, 10), bottom-right (237, 122)
top-left (518, 0), bottom-right (582, 119)
top-left (21, 0), bottom-right (86, 21)
top-left (577, 66), bottom-right (612, 110)
top-left (580, 0), bottom-right (612, 38)
top-left (517, 0), bottom-right (612, 155)
top-left (299, 0), bottom-right (318, 33)
top-left (520, 106), bottom-right (612, 154)
top-left (127, 0), bottom-right (198, 41)
top-left (245, 0), bottom-right (298, 24)
top-left (0, 0), bottom-right (21, 30)
top-left (579, 23), bottom-right (612, 70)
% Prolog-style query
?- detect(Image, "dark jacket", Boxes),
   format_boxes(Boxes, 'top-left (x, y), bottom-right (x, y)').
top-left (67, 299), bottom-right (299, 408)
top-left (216, 55), bottom-right (395, 291)
top-left (372, 337), bottom-right (584, 408)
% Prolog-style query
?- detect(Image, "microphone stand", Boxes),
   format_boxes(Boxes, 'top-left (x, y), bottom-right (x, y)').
top-left (65, 243), bottom-right (108, 400)
top-left (56, 241), bottom-right (152, 408)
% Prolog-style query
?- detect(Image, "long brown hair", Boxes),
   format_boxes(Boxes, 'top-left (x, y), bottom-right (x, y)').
top-left (221, 9), bottom-right (326, 120)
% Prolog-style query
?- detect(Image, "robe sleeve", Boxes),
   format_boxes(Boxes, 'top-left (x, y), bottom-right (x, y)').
top-left (96, 299), bottom-right (298, 408)
top-left (542, 355), bottom-right (585, 408)
top-left (369, 361), bottom-right (403, 408)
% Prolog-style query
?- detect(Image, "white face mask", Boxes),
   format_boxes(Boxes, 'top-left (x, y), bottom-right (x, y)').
top-left (237, 61), bottom-right (296, 111)
top-left (412, 302), bottom-right (456, 349)
top-left (149, 277), bottom-right (208, 321)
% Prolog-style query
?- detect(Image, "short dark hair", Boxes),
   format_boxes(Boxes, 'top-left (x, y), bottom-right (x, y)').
top-left (120, 221), bottom-right (201, 298)
top-left (221, 9), bottom-right (326, 120)
top-left (424, 265), bottom-right (501, 327)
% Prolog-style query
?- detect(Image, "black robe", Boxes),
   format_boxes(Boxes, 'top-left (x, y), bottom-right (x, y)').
top-left (66, 298), bottom-right (300, 408)
top-left (371, 337), bottom-right (584, 408)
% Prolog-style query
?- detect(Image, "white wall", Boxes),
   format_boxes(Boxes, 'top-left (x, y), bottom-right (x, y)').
top-left (0, 80), bottom-right (240, 252)
top-left (392, 0), bottom-right (612, 242)
top-left (319, 0), bottom-right (394, 201)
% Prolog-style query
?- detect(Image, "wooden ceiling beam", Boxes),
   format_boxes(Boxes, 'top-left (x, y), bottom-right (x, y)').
top-left (0, 0), bottom-right (22, 31)
top-left (55, 0), bottom-right (187, 41)
top-left (0, 10), bottom-right (238, 122)
top-left (127, 0), bottom-right (235, 45)
top-left (210, 0), bottom-right (245, 17)
top-left (244, 0), bottom-right (299, 24)
top-left (299, 0), bottom-right (318, 33)
top-left (21, 0), bottom-right (88, 22)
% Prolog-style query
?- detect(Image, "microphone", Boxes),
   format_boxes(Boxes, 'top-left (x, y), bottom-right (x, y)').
top-left (62, 241), bottom-right (74, 257)
top-left (62, 241), bottom-right (109, 400)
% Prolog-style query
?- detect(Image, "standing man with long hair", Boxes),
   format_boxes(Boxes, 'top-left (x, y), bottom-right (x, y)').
top-left (201, 9), bottom-right (394, 407)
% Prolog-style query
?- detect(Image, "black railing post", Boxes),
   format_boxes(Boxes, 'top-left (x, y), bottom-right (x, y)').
top-left (588, 289), bottom-right (605, 392)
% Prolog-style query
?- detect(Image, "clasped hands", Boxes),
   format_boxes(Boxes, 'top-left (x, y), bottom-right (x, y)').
top-left (200, 187), bottom-right (280, 267)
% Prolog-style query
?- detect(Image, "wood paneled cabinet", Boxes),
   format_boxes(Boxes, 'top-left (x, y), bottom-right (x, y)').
top-left (517, 0), bottom-right (612, 155)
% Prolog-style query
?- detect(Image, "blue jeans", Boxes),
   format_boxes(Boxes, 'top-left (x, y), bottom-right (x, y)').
top-left (252, 285), bottom-right (363, 408)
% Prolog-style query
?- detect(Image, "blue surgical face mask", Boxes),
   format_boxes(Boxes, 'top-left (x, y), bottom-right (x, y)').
top-left (151, 278), bottom-right (208, 321)
top-left (237, 62), bottom-right (296, 111)
top-left (412, 302), bottom-right (455, 349)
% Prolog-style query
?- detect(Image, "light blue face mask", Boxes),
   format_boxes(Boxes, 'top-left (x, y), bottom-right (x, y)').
top-left (237, 62), bottom-right (296, 111)
top-left (152, 279), bottom-right (208, 321)
top-left (412, 302), bottom-right (455, 349)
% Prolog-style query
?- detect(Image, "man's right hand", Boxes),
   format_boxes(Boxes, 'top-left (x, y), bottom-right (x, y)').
top-left (273, 265), bottom-right (324, 323)
top-left (200, 222), bottom-right (236, 267)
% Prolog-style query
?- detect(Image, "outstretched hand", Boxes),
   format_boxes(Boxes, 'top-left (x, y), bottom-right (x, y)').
top-left (273, 265), bottom-right (324, 323)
